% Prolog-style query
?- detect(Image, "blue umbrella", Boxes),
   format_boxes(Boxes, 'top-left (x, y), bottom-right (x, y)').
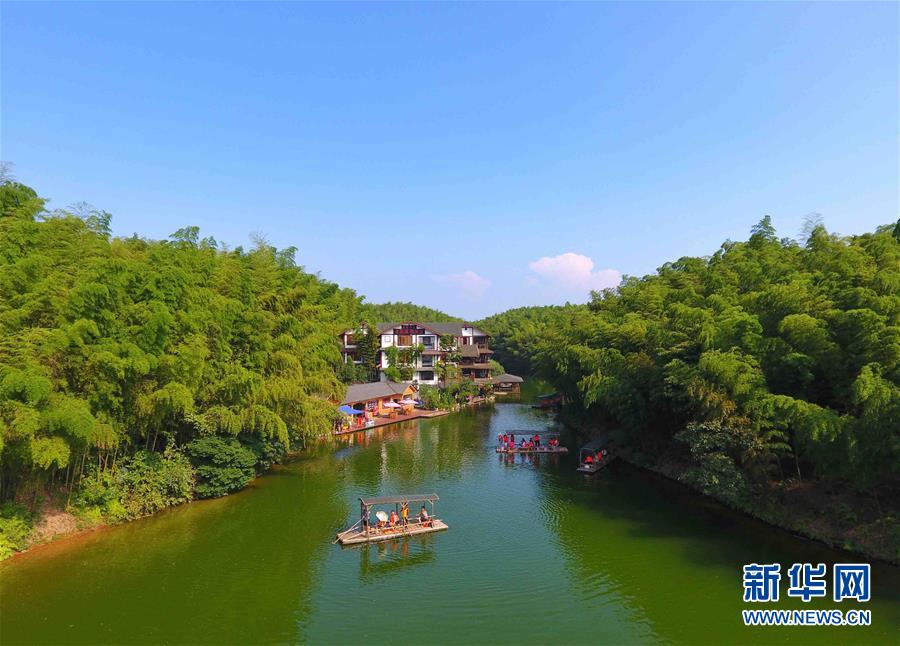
top-left (338, 405), bottom-right (364, 415)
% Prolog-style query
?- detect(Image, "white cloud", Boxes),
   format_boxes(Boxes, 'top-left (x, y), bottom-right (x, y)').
top-left (431, 270), bottom-right (490, 299)
top-left (528, 252), bottom-right (621, 293)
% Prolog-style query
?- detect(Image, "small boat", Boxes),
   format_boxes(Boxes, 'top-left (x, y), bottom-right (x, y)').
top-left (336, 494), bottom-right (449, 546)
top-left (532, 393), bottom-right (563, 410)
top-left (576, 438), bottom-right (613, 473)
top-left (495, 430), bottom-right (568, 454)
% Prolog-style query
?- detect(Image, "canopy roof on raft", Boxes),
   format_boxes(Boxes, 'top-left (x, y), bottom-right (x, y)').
top-left (360, 494), bottom-right (439, 506)
top-left (579, 438), bottom-right (607, 452)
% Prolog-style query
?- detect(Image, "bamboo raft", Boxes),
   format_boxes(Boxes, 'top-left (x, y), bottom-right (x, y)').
top-left (336, 493), bottom-right (447, 546)
top-left (496, 446), bottom-right (568, 454)
top-left (337, 519), bottom-right (449, 545)
top-left (496, 430), bottom-right (567, 455)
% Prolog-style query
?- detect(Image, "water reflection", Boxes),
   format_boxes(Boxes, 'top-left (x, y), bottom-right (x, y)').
top-left (357, 537), bottom-right (437, 583)
top-left (531, 450), bottom-right (900, 644)
top-left (498, 451), bottom-right (564, 469)
top-left (0, 453), bottom-right (348, 645)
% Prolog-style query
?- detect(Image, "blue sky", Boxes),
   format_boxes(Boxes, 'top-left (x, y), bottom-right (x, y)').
top-left (3, 2), bottom-right (897, 319)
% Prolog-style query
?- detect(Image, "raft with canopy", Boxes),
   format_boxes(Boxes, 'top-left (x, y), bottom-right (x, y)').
top-left (335, 494), bottom-right (449, 546)
top-left (576, 438), bottom-right (612, 473)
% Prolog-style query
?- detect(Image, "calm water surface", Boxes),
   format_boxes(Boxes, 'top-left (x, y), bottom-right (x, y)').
top-left (2, 400), bottom-right (898, 644)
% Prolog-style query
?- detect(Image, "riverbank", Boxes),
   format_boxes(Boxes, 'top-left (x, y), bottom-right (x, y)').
top-left (607, 444), bottom-right (899, 565)
top-left (553, 392), bottom-right (899, 566)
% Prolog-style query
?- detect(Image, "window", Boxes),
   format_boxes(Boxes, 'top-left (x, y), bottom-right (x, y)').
top-left (419, 371), bottom-right (435, 381)
top-left (397, 335), bottom-right (412, 346)
top-left (421, 336), bottom-right (435, 349)
top-left (345, 334), bottom-right (355, 345)
top-left (421, 355), bottom-right (434, 367)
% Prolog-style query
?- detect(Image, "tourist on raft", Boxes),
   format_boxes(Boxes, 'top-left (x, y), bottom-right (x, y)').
top-left (419, 505), bottom-right (431, 526)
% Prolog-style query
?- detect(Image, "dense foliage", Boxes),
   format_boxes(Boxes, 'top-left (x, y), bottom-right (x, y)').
top-left (418, 381), bottom-right (479, 409)
top-left (75, 447), bottom-right (194, 521)
top-left (0, 180), bottom-right (361, 533)
top-left (483, 218), bottom-right (900, 508)
top-left (185, 437), bottom-right (257, 498)
top-left (479, 304), bottom-right (586, 376)
top-left (360, 301), bottom-right (461, 323)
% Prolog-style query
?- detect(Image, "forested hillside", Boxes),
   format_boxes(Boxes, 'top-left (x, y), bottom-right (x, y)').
top-left (360, 301), bottom-right (462, 323)
top-left (478, 304), bottom-right (587, 375)
top-left (482, 218), bottom-right (900, 557)
top-left (0, 180), bottom-right (361, 553)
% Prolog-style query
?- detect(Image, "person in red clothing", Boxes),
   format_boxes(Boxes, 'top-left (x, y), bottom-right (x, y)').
top-left (533, 433), bottom-right (541, 448)
top-left (508, 440), bottom-right (515, 450)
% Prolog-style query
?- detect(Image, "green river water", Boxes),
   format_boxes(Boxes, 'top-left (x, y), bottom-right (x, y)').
top-left (1, 397), bottom-right (898, 645)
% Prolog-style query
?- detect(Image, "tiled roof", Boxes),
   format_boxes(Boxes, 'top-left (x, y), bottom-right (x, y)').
top-left (491, 373), bottom-right (524, 384)
top-left (342, 381), bottom-right (412, 404)
top-left (376, 322), bottom-right (489, 337)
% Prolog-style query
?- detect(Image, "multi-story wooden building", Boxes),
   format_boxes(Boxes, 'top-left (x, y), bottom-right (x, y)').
top-left (339, 322), bottom-right (494, 385)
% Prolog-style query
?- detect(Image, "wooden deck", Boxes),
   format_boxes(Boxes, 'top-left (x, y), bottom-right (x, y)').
top-left (337, 519), bottom-right (449, 545)
top-left (495, 446), bottom-right (568, 454)
top-left (334, 409), bottom-right (453, 436)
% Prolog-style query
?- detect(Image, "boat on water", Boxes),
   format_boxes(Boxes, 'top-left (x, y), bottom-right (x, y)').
top-left (495, 430), bottom-right (568, 454)
top-left (336, 494), bottom-right (448, 546)
top-left (532, 392), bottom-right (563, 410)
top-left (576, 438), bottom-right (613, 473)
